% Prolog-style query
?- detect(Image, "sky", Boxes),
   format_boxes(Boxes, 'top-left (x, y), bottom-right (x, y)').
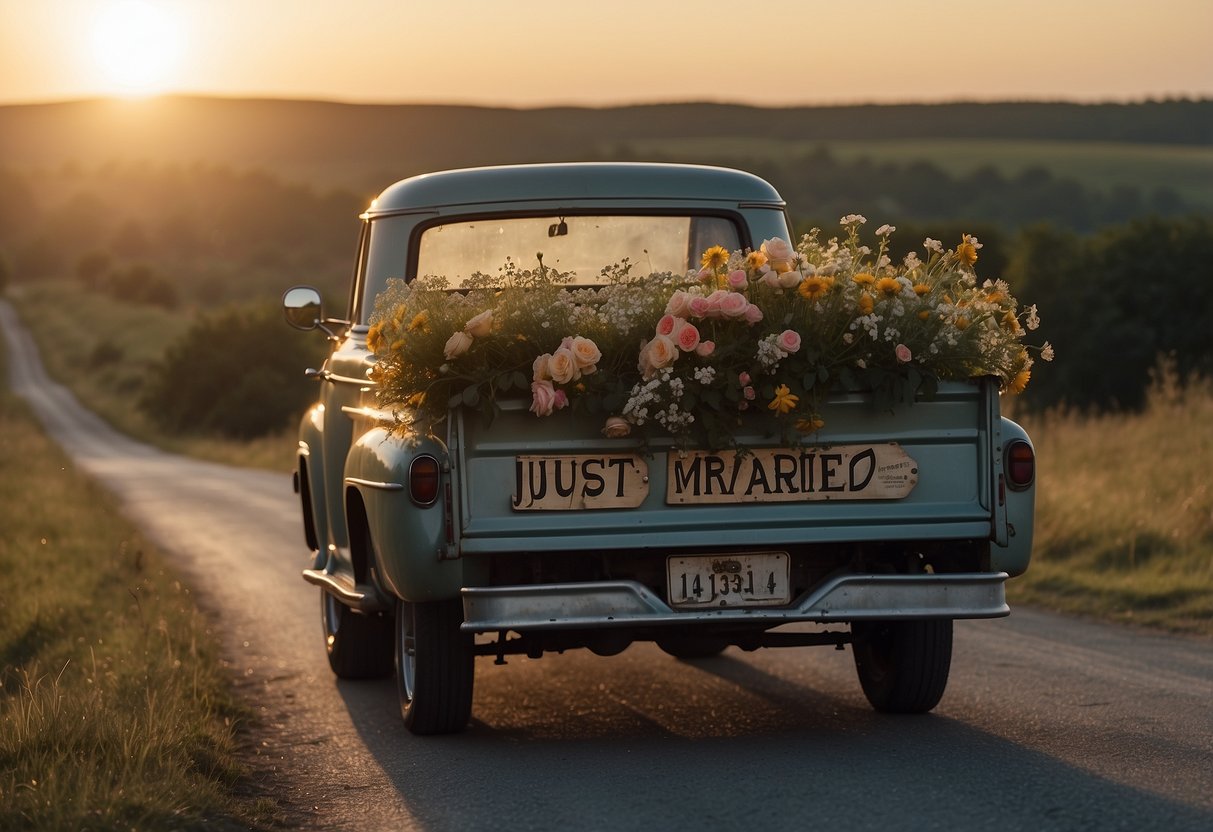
top-left (1, 0), bottom-right (1211, 107)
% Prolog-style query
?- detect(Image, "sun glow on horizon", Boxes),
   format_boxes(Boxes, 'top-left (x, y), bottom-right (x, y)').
top-left (89, 1), bottom-right (183, 97)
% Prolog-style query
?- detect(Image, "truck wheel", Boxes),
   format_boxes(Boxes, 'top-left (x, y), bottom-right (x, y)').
top-left (321, 590), bottom-right (394, 679)
top-left (395, 598), bottom-right (475, 735)
top-left (656, 636), bottom-right (727, 660)
top-left (852, 619), bottom-right (953, 714)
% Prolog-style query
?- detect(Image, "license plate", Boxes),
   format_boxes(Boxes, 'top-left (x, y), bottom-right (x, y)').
top-left (667, 552), bottom-right (790, 609)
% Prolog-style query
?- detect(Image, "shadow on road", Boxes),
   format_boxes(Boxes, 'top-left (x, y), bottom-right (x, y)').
top-left (332, 648), bottom-right (1213, 832)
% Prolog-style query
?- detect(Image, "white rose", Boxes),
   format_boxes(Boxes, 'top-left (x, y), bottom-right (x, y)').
top-left (761, 237), bottom-right (794, 263)
top-left (777, 270), bottom-right (803, 289)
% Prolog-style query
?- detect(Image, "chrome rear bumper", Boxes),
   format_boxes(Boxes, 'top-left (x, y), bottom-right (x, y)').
top-left (461, 572), bottom-right (1009, 633)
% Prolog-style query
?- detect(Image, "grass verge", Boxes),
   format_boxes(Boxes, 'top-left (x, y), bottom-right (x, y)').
top-left (0, 355), bottom-right (273, 828)
top-left (1007, 366), bottom-right (1213, 636)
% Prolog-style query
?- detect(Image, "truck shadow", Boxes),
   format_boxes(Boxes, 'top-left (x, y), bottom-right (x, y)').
top-left (334, 647), bottom-right (1213, 831)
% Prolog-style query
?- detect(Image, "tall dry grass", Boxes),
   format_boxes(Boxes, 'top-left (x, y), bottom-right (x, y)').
top-left (1009, 362), bottom-right (1213, 634)
top-left (0, 383), bottom-right (272, 828)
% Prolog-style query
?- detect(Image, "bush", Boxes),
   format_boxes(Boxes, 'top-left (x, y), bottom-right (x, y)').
top-left (140, 304), bottom-right (326, 438)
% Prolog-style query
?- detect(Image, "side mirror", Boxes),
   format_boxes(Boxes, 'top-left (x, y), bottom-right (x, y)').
top-left (283, 286), bottom-right (323, 331)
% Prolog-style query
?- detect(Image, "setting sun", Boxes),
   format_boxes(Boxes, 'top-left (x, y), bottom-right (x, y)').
top-left (89, 0), bottom-right (182, 96)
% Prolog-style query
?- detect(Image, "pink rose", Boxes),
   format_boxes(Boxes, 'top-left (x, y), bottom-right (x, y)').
top-left (719, 291), bottom-right (749, 319)
top-left (738, 371), bottom-right (751, 386)
top-left (695, 340), bottom-right (715, 357)
top-left (743, 304), bottom-right (764, 324)
top-left (665, 290), bottom-right (694, 318)
top-left (777, 329), bottom-right (802, 353)
top-left (530, 380), bottom-right (558, 416)
top-left (547, 347), bottom-right (579, 384)
top-left (675, 321), bottom-right (701, 352)
top-left (553, 388), bottom-right (569, 410)
top-left (743, 386), bottom-right (756, 400)
top-left (443, 330), bottom-right (473, 359)
top-left (760, 271), bottom-right (782, 288)
top-left (705, 289), bottom-right (729, 317)
top-left (896, 343), bottom-right (912, 363)
top-left (727, 269), bottom-right (748, 289)
top-left (688, 296), bottom-right (711, 318)
top-left (656, 314), bottom-right (678, 337)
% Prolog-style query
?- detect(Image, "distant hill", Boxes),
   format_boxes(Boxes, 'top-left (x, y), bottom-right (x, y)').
top-left (2, 96), bottom-right (1210, 193)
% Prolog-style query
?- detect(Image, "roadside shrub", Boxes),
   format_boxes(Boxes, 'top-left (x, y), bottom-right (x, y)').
top-left (140, 304), bottom-right (326, 438)
top-left (105, 263), bottom-right (179, 309)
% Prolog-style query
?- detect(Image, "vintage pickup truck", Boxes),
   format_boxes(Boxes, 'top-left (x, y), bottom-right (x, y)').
top-left (283, 162), bottom-right (1036, 735)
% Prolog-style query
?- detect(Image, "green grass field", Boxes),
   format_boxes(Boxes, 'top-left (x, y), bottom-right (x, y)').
top-left (0, 349), bottom-right (272, 829)
top-left (612, 138), bottom-right (1213, 210)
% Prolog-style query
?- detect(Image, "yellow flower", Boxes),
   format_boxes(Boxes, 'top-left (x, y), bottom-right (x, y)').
top-left (366, 323), bottom-right (384, 354)
top-left (701, 245), bottom-right (730, 270)
top-left (768, 384), bottom-right (798, 414)
top-left (852, 272), bottom-right (875, 287)
top-left (795, 416), bottom-right (825, 433)
top-left (1002, 310), bottom-right (1023, 334)
top-left (955, 315), bottom-right (971, 331)
top-left (408, 311), bottom-right (429, 332)
top-left (858, 293), bottom-right (874, 315)
top-left (986, 291), bottom-right (1006, 305)
top-left (913, 283), bottom-right (931, 296)
top-left (917, 309), bottom-right (931, 320)
top-left (798, 275), bottom-right (835, 302)
top-left (1008, 368), bottom-right (1031, 394)
top-left (391, 303), bottom-right (408, 328)
top-left (876, 276), bottom-right (901, 297)
top-left (744, 251), bottom-right (768, 271)
top-left (956, 235), bottom-right (979, 267)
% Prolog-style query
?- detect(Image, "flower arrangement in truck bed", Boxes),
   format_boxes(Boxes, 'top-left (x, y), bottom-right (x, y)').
top-left (367, 215), bottom-right (1052, 449)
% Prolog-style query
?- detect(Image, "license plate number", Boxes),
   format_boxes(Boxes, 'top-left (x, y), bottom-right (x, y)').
top-left (667, 552), bottom-right (790, 609)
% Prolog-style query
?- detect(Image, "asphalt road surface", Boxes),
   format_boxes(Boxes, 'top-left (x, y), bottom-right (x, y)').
top-left (3, 299), bottom-right (1211, 831)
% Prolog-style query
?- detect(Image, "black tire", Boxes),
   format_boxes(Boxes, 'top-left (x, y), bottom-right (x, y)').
top-left (321, 589), bottom-right (394, 679)
top-left (852, 619), bottom-right (953, 714)
top-left (656, 636), bottom-right (727, 660)
top-left (396, 598), bottom-right (475, 735)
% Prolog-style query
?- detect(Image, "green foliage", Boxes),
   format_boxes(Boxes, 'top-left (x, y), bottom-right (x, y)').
top-left (141, 304), bottom-right (326, 439)
top-left (104, 263), bottom-right (179, 309)
top-left (1008, 216), bottom-right (1213, 411)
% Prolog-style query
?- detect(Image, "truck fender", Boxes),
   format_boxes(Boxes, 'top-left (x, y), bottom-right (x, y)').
top-left (343, 426), bottom-right (465, 602)
top-left (296, 404), bottom-right (328, 569)
top-left (992, 417), bottom-right (1035, 577)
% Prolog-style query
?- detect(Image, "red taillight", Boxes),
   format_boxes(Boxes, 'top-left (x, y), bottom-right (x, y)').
top-left (409, 455), bottom-right (441, 506)
top-left (1005, 440), bottom-right (1035, 490)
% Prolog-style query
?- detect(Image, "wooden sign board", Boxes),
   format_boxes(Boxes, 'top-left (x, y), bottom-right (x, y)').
top-left (512, 454), bottom-right (649, 510)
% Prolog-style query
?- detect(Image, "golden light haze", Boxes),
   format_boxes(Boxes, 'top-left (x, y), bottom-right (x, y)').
top-left (2, 0), bottom-right (1210, 105)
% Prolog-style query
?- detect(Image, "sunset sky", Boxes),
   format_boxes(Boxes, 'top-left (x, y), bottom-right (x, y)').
top-left (2, 0), bottom-right (1211, 107)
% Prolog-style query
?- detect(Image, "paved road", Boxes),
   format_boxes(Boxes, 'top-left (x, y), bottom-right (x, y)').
top-left (3, 299), bottom-right (1212, 831)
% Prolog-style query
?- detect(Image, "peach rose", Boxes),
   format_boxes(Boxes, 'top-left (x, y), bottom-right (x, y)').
top-left (533, 353), bottom-right (552, 381)
top-left (602, 416), bottom-right (632, 438)
top-left (443, 330), bottom-right (473, 360)
top-left (646, 335), bottom-right (678, 370)
top-left (570, 336), bottom-right (601, 373)
top-left (761, 237), bottom-right (794, 273)
top-left (464, 309), bottom-right (493, 338)
top-left (547, 347), bottom-right (579, 384)
top-left (695, 340), bottom-right (715, 357)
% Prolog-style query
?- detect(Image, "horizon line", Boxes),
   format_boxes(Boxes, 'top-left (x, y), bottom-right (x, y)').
top-left (3, 91), bottom-right (1211, 111)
